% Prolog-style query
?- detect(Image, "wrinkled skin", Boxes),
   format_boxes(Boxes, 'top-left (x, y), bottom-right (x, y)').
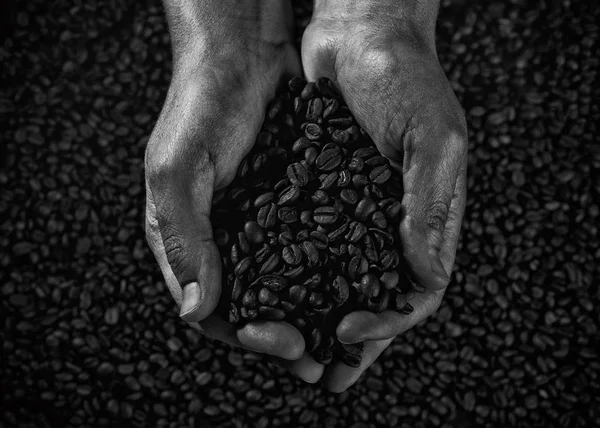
top-left (301, 0), bottom-right (468, 391)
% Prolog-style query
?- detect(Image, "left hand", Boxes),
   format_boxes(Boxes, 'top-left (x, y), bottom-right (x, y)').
top-left (301, 0), bottom-right (468, 392)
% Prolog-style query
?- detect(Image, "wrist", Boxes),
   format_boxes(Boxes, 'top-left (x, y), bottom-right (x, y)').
top-left (313, 0), bottom-right (439, 48)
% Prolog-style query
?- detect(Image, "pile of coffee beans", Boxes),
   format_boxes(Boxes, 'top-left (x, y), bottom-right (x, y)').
top-left (212, 77), bottom-right (417, 366)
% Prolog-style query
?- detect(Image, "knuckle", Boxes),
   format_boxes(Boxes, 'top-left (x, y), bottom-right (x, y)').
top-left (426, 197), bottom-right (450, 235)
top-left (162, 233), bottom-right (189, 279)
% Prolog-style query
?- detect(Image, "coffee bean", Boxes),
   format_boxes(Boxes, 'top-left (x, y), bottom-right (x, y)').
top-left (328, 117), bottom-right (353, 128)
top-left (258, 275), bottom-right (288, 292)
top-left (337, 169), bottom-right (351, 187)
top-left (355, 198), bottom-right (378, 221)
top-left (380, 249), bottom-right (400, 270)
top-left (347, 255), bottom-right (361, 280)
top-left (258, 288), bottom-right (279, 306)
top-left (306, 98), bottom-right (323, 122)
top-left (316, 149), bottom-right (342, 171)
top-left (363, 235), bottom-right (379, 262)
top-left (278, 185), bottom-right (300, 206)
top-left (257, 203), bottom-right (277, 228)
top-left (309, 292), bottom-right (324, 308)
top-left (370, 165), bottom-right (392, 184)
top-left (327, 220), bottom-right (350, 241)
top-left (305, 123), bottom-right (322, 140)
top-left (287, 162), bottom-right (309, 187)
top-left (231, 277), bottom-right (244, 301)
top-left (365, 155), bottom-right (389, 167)
top-left (319, 171), bottom-right (338, 190)
top-left (323, 98), bottom-right (339, 118)
top-left (341, 353), bottom-right (362, 368)
top-left (340, 189), bottom-right (359, 205)
top-left (347, 221), bottom-right (368, 243)
top-left (243, 221), bottom-right (265, 245)
top-left (370, 228), bottom-right (394, 248)
top-left (300, 81), bottom-right (316, 100)
top-left (352, 174), bottom-right (369, 188)
top-left (331, 129), bottom-right (351, 145)
top-left (296, 229), bottom-right (310, 241)
top-left (307, 327), bottom-right (322, 352)
top-left (353, 147), bottom-right (378, 159)
top-left (288, 76), bottom-right (307, 94)
top-left (283, 265), bottom-right (305, 279)
top-left (242, 289), bottom-right (258, 309)
top-left (309, 231), bottom-right (329, 250)
top-left (230, 243), bottom-right (241, 265)
top-left (381, 271), bottom-right (400, 290)
top-left (400, 302), bottom-right (414, 315)
top-left (304, 273), bottom-right (323, 289)
top-left (300, 210), bottom-right (314, 227)
top-left (214, 229), bottom-right (230, 247)
top-left (360, 273), bottom-right (381, 298)
top-left (315, 76), bottom-right (339, 98)
top-left (311, 190), bottom-right (330, 205)
top-left (229, 303), bottom-right (240, 323)
top-left (237, 232), bottom-right (250, 254)
top-left (254, 245), bottom-right (271, 264)
top-left (385, 201), bottom-right (402, 220)
top-left (331, 276), bottom-right (350, 306)
top-left (288, 285), bottom-right (308, 304)
top-left (313, 206), bottom-right (338, 225)
top-left (258, 253), bottom-right (281, 275)
top-left (282, 244), bottom-right (303, 265)
top-left (348, 157), bottom-right (365, 173)
top-left (304, 147), bottom-right (318, 166)
top-left (371, 211), bottom-right (387, 228)
top-left (234, 257), bottom-right (253, 277)
top-left (300, 241), bottom-right (319, 265)
top-left (281, 301), bottom-right (296, 313)
top-left (278, 206), bottom-right (298, 224)
top-left (292, 137), bottom-right (311, 154)
top-left (258, 306), bottom-right (285, 321)
top-left (314, 348), bottom-right (333, 365)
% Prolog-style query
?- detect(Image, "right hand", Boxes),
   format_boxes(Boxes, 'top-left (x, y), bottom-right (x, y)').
top-left (145, 0), bottom-right (323, 383)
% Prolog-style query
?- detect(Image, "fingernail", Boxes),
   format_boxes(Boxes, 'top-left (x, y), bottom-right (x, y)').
top-left (430, 255), bottom-right (450, 281)
top-left (179, 282), bottom-right (201, 321)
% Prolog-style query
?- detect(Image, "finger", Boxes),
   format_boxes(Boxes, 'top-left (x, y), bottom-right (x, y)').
top-left (399, 120), bottom-right (467, 291)
top-left (146, 147), bottom-right (221, 322)
top-left (323, 338), bottom-right (394, 393)
top-left (336, 288), bottom-right (444, 343)
top-left (270, 353), bottom-right (325, 384)
top-left (237, 320), bottom-right (305, 360)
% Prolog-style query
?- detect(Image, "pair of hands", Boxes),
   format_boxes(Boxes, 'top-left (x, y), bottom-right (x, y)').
top-left (145, 0), bottom-right (467, 392)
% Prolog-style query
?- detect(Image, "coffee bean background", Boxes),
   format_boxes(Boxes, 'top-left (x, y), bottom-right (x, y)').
top-left (1, 0), bottom-right (598, 427)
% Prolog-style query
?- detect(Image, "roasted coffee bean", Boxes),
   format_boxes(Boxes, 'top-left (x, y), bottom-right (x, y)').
top-left (278, 229), bottom-right (293, 246)
top-left (258, 306), bottom-right (286, 321)
top-left (352, 174), bottom-right (369, 188)
top-left (214, 229), bottom-right (230, 247)
top-left (340, 188), bottom-right (359, 205)
top-left (311, 190), bottom-right (330, 205)
top-left (288, 285), bottom-right (308, 304)
top-left (301, 241), bottom-right (319, 265)
top-left (309, 292), bottom-right (324, 308)
top-left (381, 271), bottom-right (400, 290)
top-left (231, 277), bottom-right (244, 301)
top-left (237, 157), bottom-right (250, 178)
top-left (342, 342), bottom-right (364, 356)
top-left (322, 98), bottom-right (339, 118)
top-left (315, 76), bottom-right (339, 97)
top-left (367, 289), bottom-right (389, 313)
top-left (292, 137), bottom-right (311, 154)
top-left (314, 348), bottom-right (333, 365)
top-left (267, 96), bottom-right (282, 120)
top-left (293, 96), bottom-right (304, 115)
top-left (258, 275), bottom-right (288, 292)
top-left (251, 152), bottom-right (268, 173)
top-left (381, 249), bottom-right (400, 270)
top-left (304, 273), bottom-right (323, 289)
top-left (244, 221), bottom-right (265, 244)
top-left (370, 165), bottom-right (392, 184)
top-left (306, 97), bottom-right (323, 122)
top-left (300, 210), bottom-right (314, 226)
top-left (234, 257), bottom-right (253, 276)
top-left (257, 203), bottom-right (277, 228)
top-left (296, 229), bottom-right (310, 241)
top-left (279, 301), bottom-right (296, 313)
top-left (337, 169), bottom-right (351, 187)
top-left (341, 353), bottom-right (362, 368)
top-left (331, 129), bottom-right (351, 145)
top-left (385, 201), bottom-right (402, 220)
top-left (348, 157), bottom-right (365, 174)
top-left (400, 302), bottom-right (414, 315)
top-left (347, 255), bottom-right (361, 280)
top-left (287, 162), bottom-right (309, 187)
top-left (355, 198), bottom-right (378, 221)
top-left (328, 117), bottom-right (353, 128)
top-left (309, 231), bottom-right (329, 250)
top-left (258, 288), bottom-right (279, 306)
top-left (228, 187), bottom-right (246, 202)
top-left (278, 185), bottom-right (300, 206)
top-left (360, 273), bottom-right (381, 298)
top-left (259, 253), bottom-right (281, 275)
top-left (283, 265), bottom-right (305, 279)
top-left (288, 76), bottom-right (307, 94)
top-left (307, 327), bottom-right (322, 352)
top-left (242, 289), bottom-right (258, 309)
top-left (230, 243), bottom-right (241, 265)
top-left (370, 228), bottom-right (394, 248)
top-left (313, 206), bottom-right (338, 225)
top-left (331, 276), bottom-right (350, 306)
top-left (353, 147), bottom-right (378, 159)
top-left (319, 171), bottom-right (338, 190)
top-left (278, 206), bottom-right (298, 224)
top-left (238, 198), bottom-right (251, 212)
top-left (300, 81), bottom-right (316, 100)
top-left (371, 211), bottom-right (387, 228)
top-left (327, 220), bottom-right (350, 241)
top-left (316, 149), bottom-right (342, 171)
top-left (365, 155), bottom-right (389, 167)
top-left (282, 244), bottom-right (303, 265)
top-left (347, 221), bottom-right (368, 243)
top-left (229, 303), bottom-right (240, 324)
top-left (305, 123), bottom-right (322, 140)
top-left (304, 147), bottom-right (318, 166)
top-left (237, 232), bottom-right (250, 254)
top-left (363, 235), bottom-right (379, 262)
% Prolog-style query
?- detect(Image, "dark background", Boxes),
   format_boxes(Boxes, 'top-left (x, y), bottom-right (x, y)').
top-left (1, 0), bottom-right (599, 427)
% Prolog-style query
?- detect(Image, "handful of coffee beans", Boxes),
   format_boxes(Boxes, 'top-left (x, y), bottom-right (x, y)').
top-left (212, 77), bottom-right (417, 367)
